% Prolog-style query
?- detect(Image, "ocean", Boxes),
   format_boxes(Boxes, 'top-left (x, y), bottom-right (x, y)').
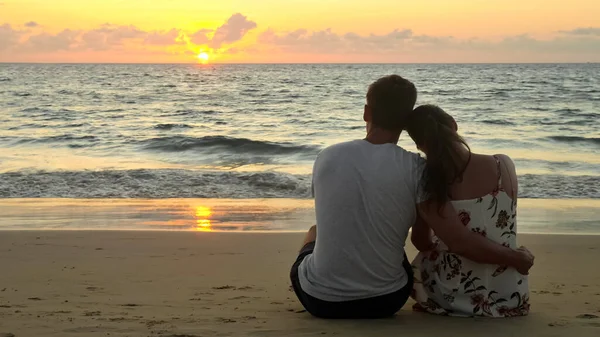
top-left (0, 63), bottom-right (599, 231)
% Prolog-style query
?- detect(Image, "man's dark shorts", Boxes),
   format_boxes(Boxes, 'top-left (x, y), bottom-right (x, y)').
top-left (289, 241), bottom-right (414, 319)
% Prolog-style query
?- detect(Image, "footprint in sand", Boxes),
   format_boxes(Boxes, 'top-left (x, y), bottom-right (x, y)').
top-left (83, 311), bottom-right (101, 317)
top-left (213, 285), bottom-right (236, 290)
top-left (577, 314), bottom-right (599, 319)
top-left (216, 317), bottom-right (237, 323)
top-left (86, 286), bottom-right (103, 291)
top-left (145, 319), bottom-right (171, 329)
top-left (229, 296), bottom-right (249, 300)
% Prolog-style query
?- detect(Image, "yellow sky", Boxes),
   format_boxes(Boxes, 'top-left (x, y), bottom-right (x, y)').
top-left (1, 0), bottom-right (599, 63)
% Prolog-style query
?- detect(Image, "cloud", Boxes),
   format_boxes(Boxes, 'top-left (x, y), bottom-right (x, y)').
top-left (259, 28), bottom-right (420, 54)
top-left (80, 24), bottom-right (145, 50)
top-left (0, 24), bottom-right (23, 50)
top-left (17, 25), bottom-right (185, 52)
top-left (1, 14), bottom-right (599, 62)
top-left (190, 28), bottom-right (212, 45)
top-left (210, 13), bottom-right (257, 48)
top-left (2, 13), bottom-right (257, 55)
top-left (496, 34), bottom-right (600, 54)
top-left (24, 29), bottom-right (80, 52)
top-left (257, 27), bottom-right (600, 58)
top-left (558, 27), bottom-right (600, 36)
top-left (144, 28), bottom-right (182, 45)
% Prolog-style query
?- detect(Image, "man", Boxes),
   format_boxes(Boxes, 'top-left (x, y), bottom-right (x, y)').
top-left (289, 75), bottom-right (534, 319)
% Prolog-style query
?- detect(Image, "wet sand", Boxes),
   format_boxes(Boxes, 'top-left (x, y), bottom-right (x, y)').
top-left (1, 198), bottom-right (599, 233)
top-left (1, 231), bottom-right (599, 336)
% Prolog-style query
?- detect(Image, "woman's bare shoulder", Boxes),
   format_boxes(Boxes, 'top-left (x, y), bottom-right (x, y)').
top-left (493, 154), bottom-right (516, 171)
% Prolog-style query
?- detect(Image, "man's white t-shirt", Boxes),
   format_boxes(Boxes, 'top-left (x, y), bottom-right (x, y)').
top-left (298, 139), bottom-right (425, 302)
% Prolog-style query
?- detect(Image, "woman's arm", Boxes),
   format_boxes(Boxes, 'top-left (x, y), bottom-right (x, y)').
top-left (417, 201), bottom-right (534, 275)
top-left (411, 213), bottom-right (436, 252)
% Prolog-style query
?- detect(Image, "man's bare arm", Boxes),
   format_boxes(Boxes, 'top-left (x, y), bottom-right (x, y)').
top-left (411, 214), bottom-right (435, 252)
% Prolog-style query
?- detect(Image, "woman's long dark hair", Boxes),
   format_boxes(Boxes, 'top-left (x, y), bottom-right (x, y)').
top-left (405, 105), bottom-right (471, 212)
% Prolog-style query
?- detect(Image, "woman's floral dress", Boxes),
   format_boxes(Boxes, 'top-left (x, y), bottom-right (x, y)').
top-left (411, 156), bottom-right (529, 317)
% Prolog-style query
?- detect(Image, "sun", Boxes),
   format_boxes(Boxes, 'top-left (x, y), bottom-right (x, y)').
top-left (198, 52), bottom-right (209, 63)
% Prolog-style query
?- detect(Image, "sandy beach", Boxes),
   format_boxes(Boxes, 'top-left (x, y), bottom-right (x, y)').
top-left (1, 231), bottom-right (599, 337)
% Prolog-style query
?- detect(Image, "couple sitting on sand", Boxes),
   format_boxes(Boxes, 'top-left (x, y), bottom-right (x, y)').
top-left (290, 75), bottom-right (534, 319)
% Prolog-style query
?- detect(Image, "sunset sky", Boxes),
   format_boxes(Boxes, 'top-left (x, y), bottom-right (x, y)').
top-left (1, 0), bottom-right (599, 63)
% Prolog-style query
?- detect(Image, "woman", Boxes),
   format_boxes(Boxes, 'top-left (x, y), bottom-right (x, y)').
top-left (405, 105), bottom-right (529, 317)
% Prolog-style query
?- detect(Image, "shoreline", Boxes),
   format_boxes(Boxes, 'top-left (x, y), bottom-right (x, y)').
top-left (1, 198), bottom-right (599, 234)
top-left (2, 229), bottom-right (600, 236)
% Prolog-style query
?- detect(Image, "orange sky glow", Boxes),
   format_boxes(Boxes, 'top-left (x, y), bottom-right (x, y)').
top-left (1, 0), bottom-right (599, 63)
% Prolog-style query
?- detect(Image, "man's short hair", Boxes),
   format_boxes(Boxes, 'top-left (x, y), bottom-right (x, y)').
top-left (366, 75), bottom-right (417, 131)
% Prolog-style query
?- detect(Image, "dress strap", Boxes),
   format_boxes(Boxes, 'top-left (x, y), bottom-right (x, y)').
top-left (493, 155), bottom-right (503, 189)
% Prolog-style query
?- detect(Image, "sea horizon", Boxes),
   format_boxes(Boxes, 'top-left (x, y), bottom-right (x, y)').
top-left (1, 62), bottom-right (600, 65)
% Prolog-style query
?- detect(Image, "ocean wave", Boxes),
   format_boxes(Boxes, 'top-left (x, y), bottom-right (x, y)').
top-left (140, 135), bottom-right (321, 155)
top-left (154, 123), bottom-right (193, 130)
top-left (0, 169), bottom-right (312, 199)
top-left (481, 119), bottom-right (516, 126)
top-left (519, 174), bottom-right (600, 199)
top-left (21, 107), bottom-right (43, 112)
top-left (548, 136), bottom-right (600, 145)
top-left (535, 119), bottom-right (587, 126)
top-left (8, 123), bottom-right (49, 130)
top-left (556, 108), bottom-right (582, 114)
top-left (0, 170), bottom-right (596, 199)
top-left (13, 135), bottom-right (98, 146)
top-left (168, 109), bottom-right (219, 116)
top-left (63, 123), bottom-right (88, 128)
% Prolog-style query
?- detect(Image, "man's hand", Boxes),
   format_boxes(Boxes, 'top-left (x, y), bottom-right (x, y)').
top-left (513, 246), bottom-right (535, 275)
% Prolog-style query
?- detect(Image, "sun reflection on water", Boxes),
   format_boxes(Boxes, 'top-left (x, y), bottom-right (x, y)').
top-left (195, 206), bottom-right (212, 231)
